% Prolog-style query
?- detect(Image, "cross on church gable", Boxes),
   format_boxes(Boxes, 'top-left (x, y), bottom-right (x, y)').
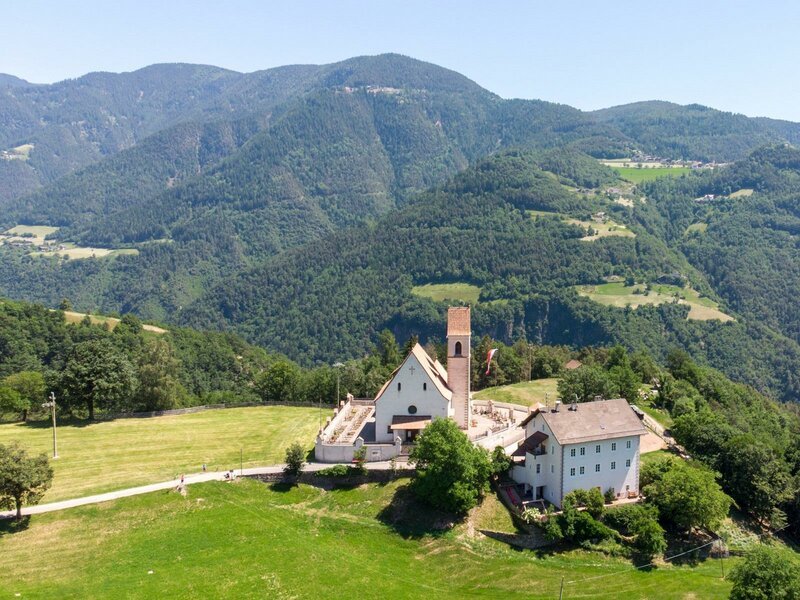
top-left (408, 366), bottom-right (416, 375)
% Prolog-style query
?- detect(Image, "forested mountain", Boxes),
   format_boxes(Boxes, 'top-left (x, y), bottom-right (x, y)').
top-left (2, 55), bottom-right (800, 405)
top-left (592, 101), bottom-right (800, 162)
top-left (0, 74), bottom-right (34, 88)
top-left (179, 150), bottom-right (800, 402)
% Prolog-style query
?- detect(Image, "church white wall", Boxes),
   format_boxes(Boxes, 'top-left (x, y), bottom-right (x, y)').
top-left (374, 353), bottom-right (450, 443)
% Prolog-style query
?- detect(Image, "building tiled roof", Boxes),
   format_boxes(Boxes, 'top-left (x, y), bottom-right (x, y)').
top-left (564, 359), bottom-right (582, 370)
top-left (447, 306), bottom-right (471, 336)
top-left (511, 430), bottom-right (549, 457)
top-left (374, 343), bottom-right (452, 404)
top-left (539, 398), bottom-right (646, 445)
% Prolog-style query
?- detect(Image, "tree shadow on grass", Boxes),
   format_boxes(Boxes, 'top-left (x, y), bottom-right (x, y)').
top-left (377, 483), bottom-right (462, 539)
top-left (0, 515), bottom-right (30, 536)
top-left (16, 417), bottom-right (94, 429)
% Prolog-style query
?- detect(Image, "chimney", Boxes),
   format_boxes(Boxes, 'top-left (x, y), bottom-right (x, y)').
top-left (554, 400), bottom-right (561, 412)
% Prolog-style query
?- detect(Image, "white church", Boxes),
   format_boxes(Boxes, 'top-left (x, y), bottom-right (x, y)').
top-left (315, 305), bottom-right (648, 508)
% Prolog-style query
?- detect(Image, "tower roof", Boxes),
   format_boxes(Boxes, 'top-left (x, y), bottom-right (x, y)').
top-left (447, 306), bottom-right (471, 336)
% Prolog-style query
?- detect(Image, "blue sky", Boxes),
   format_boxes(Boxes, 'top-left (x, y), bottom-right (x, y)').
top-left (3, 0), bottom-right (799, 120)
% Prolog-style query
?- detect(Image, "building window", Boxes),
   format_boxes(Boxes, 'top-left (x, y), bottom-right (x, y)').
top-left (570, 448), bottom-right (576, 457)
top-left (579, 466), bottom-right (585, 475)
top-left (626, 440), bottom-right (631, 449)
top-left (387, 426), bottom-right (392, 434)
top-left (397, 382), bottom-right (401, 392)
top-left (595, 444), bottom-right (601, 454)
top-left (423, 382), bottom-right (427, 391)
top-left (580, 447), bottom-right (585, 456)
top-left (408, 405), bottom-right (417, 415)
top-left (551, 446), bottom-right (554, 454)
top-left (551, 465), bottom-right (554, 473)
top-left (536, 464), bottom-right (541, 474)
top-left (595, 464), bottom-right (600, 473)
top-left (611, 461), bottom-right (616, 470)
top-left (611, 442), bottom-right (617, 451)
top-left (454, 341), bottom-right (462, 356)
top-left (625, 459), bottom-right (631, 467)
top-left (570, 467), bottom-right (576, 476)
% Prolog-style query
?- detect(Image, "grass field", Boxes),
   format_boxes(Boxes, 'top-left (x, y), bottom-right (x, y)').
top-left (473, 378), bottom-right (559, 407)
top-left (411, 282), bottom-right (481, 304)
top-left (33, 244), bottom-right (139, 259)
top-left (0, 478), bottom-right (740, 599)
top-left (3, 225), bottom-right (59, 244)
top-left (529, 211), bottom-right (636, 241)
top-left (685, 222), bottom-right (708, 235)
top-left (576, 282), bottom-right (733, 322)
top-left (565, 218), bottom-right (636, 241)
top-left (612, 167), bottom-right (693, 183)
top-left (61, 310), bottom-right (167, 334)
top-left (0, 406), bottom-right (320, 502)
top-left (728, 188), bottom-right (754, 198)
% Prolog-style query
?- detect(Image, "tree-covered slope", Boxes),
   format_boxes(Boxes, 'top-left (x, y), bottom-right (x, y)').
top-left (178, 151), bottom-right (800, 401)
top-left (591, 101), bottom-right (800, 162)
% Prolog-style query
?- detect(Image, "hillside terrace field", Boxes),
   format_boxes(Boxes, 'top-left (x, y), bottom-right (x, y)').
top-left (61, 310), bottom-right (168, 334)
top-left (611, 166), bottom-right (693, 183)
top-left (576, 282), bottom-right (734, 322)
top-left (529, 211), bottom-right (635, 241)
top-left (411, 282), bottom-right (482, 304)
top-left (0, 478), bottom-right (741, 599)
top-left (0, 406), bottom-right (320, 502)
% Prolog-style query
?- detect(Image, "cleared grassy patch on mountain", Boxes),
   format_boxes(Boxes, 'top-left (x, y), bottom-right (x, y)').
top-left (473, 378), bottom-right (559, 407)
top-left (0, 478), bottom-right (737, 599)
top-left (0, 406), bottom-right (319, 501)
top-left (576, 282), bottom-right (733, 322)
top-left (613, 166), bottom-right (692, 183)
top-left (411, 282), bottom-right (481, 304)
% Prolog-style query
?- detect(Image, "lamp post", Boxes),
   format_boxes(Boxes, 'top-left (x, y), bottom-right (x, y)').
top-left (42, 391), bottom-right (58, 459)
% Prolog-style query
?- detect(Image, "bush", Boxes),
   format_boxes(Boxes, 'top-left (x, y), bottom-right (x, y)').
top-left (490, 446), bottom-right (512, 477)
top-left (283, 442), bottom-right (305, 476)
top-left (729, 545), bottom-right (800, 600)
top-left (604, 487), bottom-right (616, 504)
top-left (631, 516), bottom-right (667, 557)
top-left (316, 465), bottom-right (350, 477)
top-left (409, 419), bottom-right (491, 515)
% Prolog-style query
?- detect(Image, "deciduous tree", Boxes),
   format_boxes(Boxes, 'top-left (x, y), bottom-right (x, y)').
top-left (0, 443), bottom-right (53, 519)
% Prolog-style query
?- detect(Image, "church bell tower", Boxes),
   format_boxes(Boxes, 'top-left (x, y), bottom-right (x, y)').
top-left (446, 307), bottom-right (471, 430)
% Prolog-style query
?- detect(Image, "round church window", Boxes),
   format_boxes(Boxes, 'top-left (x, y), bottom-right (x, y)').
top-left (408, 405), bottom-right (418, 414)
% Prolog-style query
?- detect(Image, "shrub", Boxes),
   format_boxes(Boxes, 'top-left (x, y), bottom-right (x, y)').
top-left (604, 487), bottom-right (616, 504)
top-left (490, 446), bottom-right (512, 477)
top-left (283, 442), bottom-right (305, 476)
top-left (729, 545), bottom-right (800, 600)
top-left (316, 465), bottom-right (349, 477)
top-left (409, 419), bottom-right (491, 515)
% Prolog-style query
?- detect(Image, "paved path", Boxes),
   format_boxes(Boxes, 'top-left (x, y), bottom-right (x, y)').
top-left (0, 460), bottom-right (411, 519)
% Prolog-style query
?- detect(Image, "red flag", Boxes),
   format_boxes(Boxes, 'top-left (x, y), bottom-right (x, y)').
top-left (485, 348), bottom-right (498, 375)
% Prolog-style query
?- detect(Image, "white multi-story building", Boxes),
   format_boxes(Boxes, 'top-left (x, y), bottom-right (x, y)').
top-left (511, 398), bottom-right (647, 508)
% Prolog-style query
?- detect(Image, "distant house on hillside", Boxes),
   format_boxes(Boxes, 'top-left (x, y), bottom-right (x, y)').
top-left (564, 359), bottom-right (582, 370)
top-left (510, 398), bottom-right (647, 508)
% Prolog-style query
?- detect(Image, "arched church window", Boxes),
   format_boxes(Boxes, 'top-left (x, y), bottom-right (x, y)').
top-left (397, 382), bottom-right (401, 392)
top-left (455, 341), bottom-right (462, 356)
top-left (423, 382), bottom-right (427, 391)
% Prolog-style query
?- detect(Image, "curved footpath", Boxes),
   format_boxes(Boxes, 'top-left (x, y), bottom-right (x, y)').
top-left (0, 460), bottom-right (411, 519)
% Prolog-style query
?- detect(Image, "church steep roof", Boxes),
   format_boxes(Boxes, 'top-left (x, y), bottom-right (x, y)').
top-left (374, 343), bottom-right (452, 404)
top-left (447, 306), bottom-right (471, 336)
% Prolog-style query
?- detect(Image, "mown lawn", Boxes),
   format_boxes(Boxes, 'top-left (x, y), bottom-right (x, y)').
top-left (0, 479), bottom-right (737, 599)
top-left (0, 406), bottom-right (320, 501)
top-left (474, 378), bottom-right (559, 407)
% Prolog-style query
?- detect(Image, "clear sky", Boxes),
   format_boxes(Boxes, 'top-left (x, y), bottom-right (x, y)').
top-left (2, 0), bottom-right (799, 120)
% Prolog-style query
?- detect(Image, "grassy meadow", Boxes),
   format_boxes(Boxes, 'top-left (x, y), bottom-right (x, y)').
top-left (576, 282), bottom-right (733, 322)
top-left (612, 166), bottom-right (693, 183)
top-left (61, 310), bottom-right (167, 334)
top-left (0, 478), bottom-right (740, 599)
top-left (473, 378), bottom-right (559, 407)
top-left (0, 406), bottom-right (320, 502)
top-left (411, 282), bottom-right (481, 304)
